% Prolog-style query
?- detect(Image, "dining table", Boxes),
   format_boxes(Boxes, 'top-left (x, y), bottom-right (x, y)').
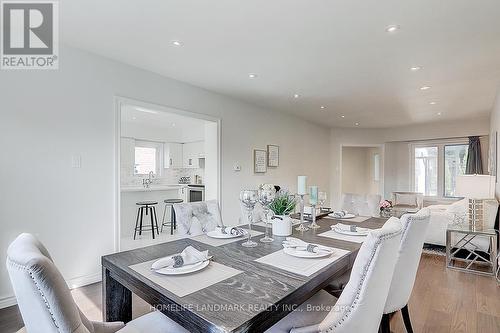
top-left (101, 215), bottom-right (387, 333)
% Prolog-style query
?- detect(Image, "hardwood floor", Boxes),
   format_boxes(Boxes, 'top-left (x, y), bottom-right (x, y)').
top-left (1, 254), bottom-right (499, 333)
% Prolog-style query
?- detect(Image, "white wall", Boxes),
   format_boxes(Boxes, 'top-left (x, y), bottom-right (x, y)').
top-left (0, 46), bottom-right (331, 306)
top-left (330, 117), bottom-right (490, 209)
top-left (341, 147), bottom-right (381, 195)
top-left (489, 88), bottom-right (500, 199)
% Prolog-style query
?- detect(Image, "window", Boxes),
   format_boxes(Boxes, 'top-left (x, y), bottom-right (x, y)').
top-left (411, 140), bottom-right (469, 198)
top-left (134, 141), bottom-right (162, 175)
top-left (414, 147), bottom-right (438, 196)
top-left (444, 144), bottom-right (468, 197)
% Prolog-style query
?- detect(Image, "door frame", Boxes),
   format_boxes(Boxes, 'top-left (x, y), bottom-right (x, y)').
top-left (113, 96), bottom-right (222, 252)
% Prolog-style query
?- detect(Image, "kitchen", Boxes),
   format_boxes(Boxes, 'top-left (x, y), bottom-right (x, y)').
top-left (119, 103), bottom-right (219, 250)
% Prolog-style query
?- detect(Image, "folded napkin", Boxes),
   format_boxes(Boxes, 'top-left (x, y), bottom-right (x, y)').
top-left (151, 246), bottom-right (210, 270)
top-left (215, 226), bottom-right (247, 236)
top-left (330, 210), bottom-right (349, 218)
top-left (332, 223), bottom-right (369, 233)
top-left (282, 237), bottom-right (333, 254)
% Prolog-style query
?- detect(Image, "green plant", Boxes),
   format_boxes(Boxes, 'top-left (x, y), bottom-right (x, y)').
top-left (269, 190), bottom-right (297, 215)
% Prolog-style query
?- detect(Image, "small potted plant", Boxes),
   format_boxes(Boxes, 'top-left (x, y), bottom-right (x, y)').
top-left (380, 200), bottom-right (393, 217)
top-left (269, 189), bottom-right (297, 236)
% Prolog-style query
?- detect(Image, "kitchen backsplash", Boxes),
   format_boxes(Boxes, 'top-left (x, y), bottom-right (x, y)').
top-left (121, 167), bottom-right (204, 186)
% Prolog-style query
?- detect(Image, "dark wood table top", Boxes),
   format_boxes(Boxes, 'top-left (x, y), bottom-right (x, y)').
top-left (102, 216), bottom-right (387, 333)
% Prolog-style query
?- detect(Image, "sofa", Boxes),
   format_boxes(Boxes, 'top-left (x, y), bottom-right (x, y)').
top-left (425, 198), bottom-right (498, 251)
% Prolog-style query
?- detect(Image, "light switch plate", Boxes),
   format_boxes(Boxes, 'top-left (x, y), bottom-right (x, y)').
top-left (233, 163), bottom-right (241, 171)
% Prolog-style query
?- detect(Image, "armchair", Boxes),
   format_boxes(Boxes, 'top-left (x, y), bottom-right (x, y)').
top-left (392, 192), bottom-right (423, 215)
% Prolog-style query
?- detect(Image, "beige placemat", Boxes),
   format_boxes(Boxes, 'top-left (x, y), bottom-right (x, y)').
top-left (318, 229), bottom-right (367, 243)
top-left (325, 215), bottom-right (371, 223)
top-left (255, 248), bottom-right (350, 276)
top-left (129, 259), bottom-right (242, 297)
top-left (191, 229), bottom-right (263, 247)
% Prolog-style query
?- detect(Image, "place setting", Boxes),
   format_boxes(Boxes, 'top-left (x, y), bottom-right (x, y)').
top-left (327, 210), bottom-right (371, 223)
top-left (129, 245), bottom-right (242, 297)
top-left (319, 222), bottom-right (372, 243)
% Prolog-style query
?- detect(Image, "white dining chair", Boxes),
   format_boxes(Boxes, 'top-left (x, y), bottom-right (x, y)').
top-left (173, 200), bottom-right (222, 236)
top-left (380, 208), bottom-right (431, 333)
top-left (265, 217), bottom-right (403, 333)
top-left (340, 193), bottom-right (381, 217)
top-left (6, 233), bottom-right (189, 333)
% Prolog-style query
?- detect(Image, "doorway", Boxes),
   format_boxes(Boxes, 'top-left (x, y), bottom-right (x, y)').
top-left (114, 98), bottom-right (221, 251)
top-left (341, 145), bottom-right (383, 197)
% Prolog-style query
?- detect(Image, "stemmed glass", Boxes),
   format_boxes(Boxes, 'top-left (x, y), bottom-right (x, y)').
top-left (318, 192), bottom-right (327, 211)
top-left (258, 187), bottom-right (276, 243)
top-left (240, 190), bottom-right (258, 247)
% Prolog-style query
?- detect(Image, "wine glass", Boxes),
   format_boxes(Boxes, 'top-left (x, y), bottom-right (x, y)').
top-left (258, 187), bottom-right (276, 243)
top-left (318, 192), bottom-right (327, 211)
top-left (240, 190), bottom-right (258, 247)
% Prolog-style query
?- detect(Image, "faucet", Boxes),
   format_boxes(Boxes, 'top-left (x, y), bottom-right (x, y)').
top-left (142, 171), bottom-right (154, 188)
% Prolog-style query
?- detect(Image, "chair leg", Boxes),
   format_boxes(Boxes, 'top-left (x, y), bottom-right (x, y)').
top-left (133, 207), bottom-right (141, 240)
top-left (149, 206), bottom-right (155, 239)
top-left (173, 207), bottom-right (177, 230)
top-left (161, 203), bottom-right (167, 233)
top-left (380, 313), bottom-right (391, 333)
top-left (401, 304), bottom-right (414, 333)
top-left (170, 205), bottom-right (174, 235)
top-left (139, 207), bottom-right (144, 236)
top-left (152, 206), bottom-right (159, 235)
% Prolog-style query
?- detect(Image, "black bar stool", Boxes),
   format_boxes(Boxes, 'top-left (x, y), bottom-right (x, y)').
top-left (134, 201), bottom-right (159, 240)
top-left (161, 199), bottom-right (183, 235)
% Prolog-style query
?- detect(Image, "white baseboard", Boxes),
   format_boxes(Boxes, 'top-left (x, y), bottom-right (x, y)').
top-left (0, 272), bottom-right (102, 309)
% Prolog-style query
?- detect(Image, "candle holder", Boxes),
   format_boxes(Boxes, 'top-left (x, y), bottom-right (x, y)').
top-left (309, 204), bottom-right (320, 229)
top-left (295, 194), bottom-right (309, 231)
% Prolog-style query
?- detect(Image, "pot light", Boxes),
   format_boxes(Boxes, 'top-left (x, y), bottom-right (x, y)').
top-left (410, 66), bottom-right (422, 71)
top-left (171, 40), bottom-right (182, 47)
top-left (355, 122), bottom-right (360, 126)
top-left (429, 101), bottom-right (437, 105)
top-left (385, 25), bottom-right (400, 33)
top-left (135, 107), bottom-right (159, 114)
top-left (172, 123), bottom-right (176, 127)
top-left (420, 86), bottom-right (431, 90)
top-left (248, 73), bottom-right (257, 79)
top-left (320, 106), bottom-right (326, 109)
top-left (341, 115), bottom-right (345, 118)
top-left (293, 93), bottom-right (300, 99)
top-left (437, 112), bottom-right (442, 116)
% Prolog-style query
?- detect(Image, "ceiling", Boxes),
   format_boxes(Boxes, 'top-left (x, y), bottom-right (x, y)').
top-left (62, 0), bottom-right (500, 128)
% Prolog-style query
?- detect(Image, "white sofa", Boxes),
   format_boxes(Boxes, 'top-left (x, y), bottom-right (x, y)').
top-left (425, 198), bottom-right (498, 251)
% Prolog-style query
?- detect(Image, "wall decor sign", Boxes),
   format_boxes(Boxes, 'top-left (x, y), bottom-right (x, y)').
top-left (267, 145), bottom-right (279, 167)
top-left (254, 149), bottom-right (267, 173)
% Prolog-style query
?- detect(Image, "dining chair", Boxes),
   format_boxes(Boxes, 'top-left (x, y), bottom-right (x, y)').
top-left (6, 233), bottom-right (189, 333)
top-left (265, 217), bottom-right (403, 333)
top-left (173, 200), bottom-right (222, 236)
top-left (380, 208), bottom-right (431, 333)
top-left (340, 193), bottom-right (381, 217)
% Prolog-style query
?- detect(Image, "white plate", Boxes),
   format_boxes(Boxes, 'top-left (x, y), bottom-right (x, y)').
top-left (154, 260), bottom-right (210, 275)
top-left (283, 246), bottom-right (334, 258)
top-left (328, 213), bottom-right (356, 219)
top-left (206, 230), bottom-right (245, 239)
top-left (332, 227), bottom-right (369, 236)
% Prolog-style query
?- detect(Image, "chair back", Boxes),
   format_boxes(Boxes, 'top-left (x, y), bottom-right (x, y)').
top-left (384, 208), bottom-right (431, 313)
top-left (341, 193), bottom-right (381, 217)
top-left (312, 217), bottom-right (402, 333)
top-left (173, 200), bottom-right (222, 236)
top-left (6, 233), bottom-right (93, 333)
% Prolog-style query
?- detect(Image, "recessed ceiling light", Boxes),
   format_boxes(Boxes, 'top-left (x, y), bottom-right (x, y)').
top-left (172, 123), bottom-right (176, 127)
top-left (420, 86), bottom-right (431, 90)
top-left (429, 101), bottom-right (437, 105)
top-left (320, 106), bottom-right (326, 109)
top-left (410, 66), bottom-right (422, 71)
top-left (437, 112), bottom-right (442, 116)
top-left (385, 25), bottom-right (400, 33)
top-left (355, 122), bottom-right (359, 126)
top-left (248, 73), bottom-right (257, 79)
top-left (293, 93), bottom-right (300, 99)
top-left (171, 40), bottom-right (182, 47)
top-left (135, 107), bottom-right (159, 114)
top-left (341, 115), bottom-right (345, 118)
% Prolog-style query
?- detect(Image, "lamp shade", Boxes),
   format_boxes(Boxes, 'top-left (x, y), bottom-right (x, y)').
top-left (455, 175), bottom-right (495, 199)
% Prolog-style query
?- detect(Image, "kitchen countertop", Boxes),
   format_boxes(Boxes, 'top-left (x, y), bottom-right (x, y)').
top-left (120, 184), bottom-right (205, 192)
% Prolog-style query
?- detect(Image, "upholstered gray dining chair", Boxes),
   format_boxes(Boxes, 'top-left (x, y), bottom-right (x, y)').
top-left (380, 208), bottom-right (431, 333)
top-left (265, 217), bottom-right (403, 333)
top-left (173, 200), bottom-right (222, 236)
top-left (6, 233), bottom-right (189, 333)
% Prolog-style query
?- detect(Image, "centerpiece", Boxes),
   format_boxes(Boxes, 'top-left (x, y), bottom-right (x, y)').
top-left (380, 200), bottom-right (393, 218)
top-left (269, 189), bottom-right (297, 236)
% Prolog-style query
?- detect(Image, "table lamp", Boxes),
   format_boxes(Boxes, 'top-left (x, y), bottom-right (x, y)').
top-left (455, 174), bottom-right (495, 228)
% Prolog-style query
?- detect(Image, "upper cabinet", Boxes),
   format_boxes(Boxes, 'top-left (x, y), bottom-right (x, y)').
top-left (164, 143), bottom-right (183, 169)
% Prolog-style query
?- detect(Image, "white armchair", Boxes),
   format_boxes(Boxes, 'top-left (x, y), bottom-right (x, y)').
top-left (392, 192), bottom-right (423, 214)
top-left (340, 193), bottom-right (381, 217)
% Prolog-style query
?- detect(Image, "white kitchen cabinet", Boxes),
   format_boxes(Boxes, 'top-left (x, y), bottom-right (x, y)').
top-left (178, 186), bottom-right (189, 202)
top-left (164, 143), bottom-right (183, 169)
top-left (183, 141), bottom-right (204, 168)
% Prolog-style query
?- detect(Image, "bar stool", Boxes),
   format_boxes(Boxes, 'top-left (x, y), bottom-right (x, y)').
top-left (134, 201), bottom-right (159, 240)
top-left (161, 199), bottom-right (183, 235)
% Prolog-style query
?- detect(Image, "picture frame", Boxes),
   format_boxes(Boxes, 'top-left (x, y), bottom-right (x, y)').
top-left (267, 144), bottom-right (279, 167)
top-left (254, 149), bottom-right (267, 173)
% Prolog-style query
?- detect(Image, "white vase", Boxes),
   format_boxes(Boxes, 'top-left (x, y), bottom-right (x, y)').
top-left (272, 215), bottom-right (293, 236)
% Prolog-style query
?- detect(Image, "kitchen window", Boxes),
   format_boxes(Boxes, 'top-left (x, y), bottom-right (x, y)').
top-left (134, 140), bottom-right (162, 175)
top-left (411, 140), bottom-right (469, 198)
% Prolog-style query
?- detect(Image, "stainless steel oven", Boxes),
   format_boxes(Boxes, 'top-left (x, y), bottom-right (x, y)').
top-left (187, 185), bottom-right (205, 202)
